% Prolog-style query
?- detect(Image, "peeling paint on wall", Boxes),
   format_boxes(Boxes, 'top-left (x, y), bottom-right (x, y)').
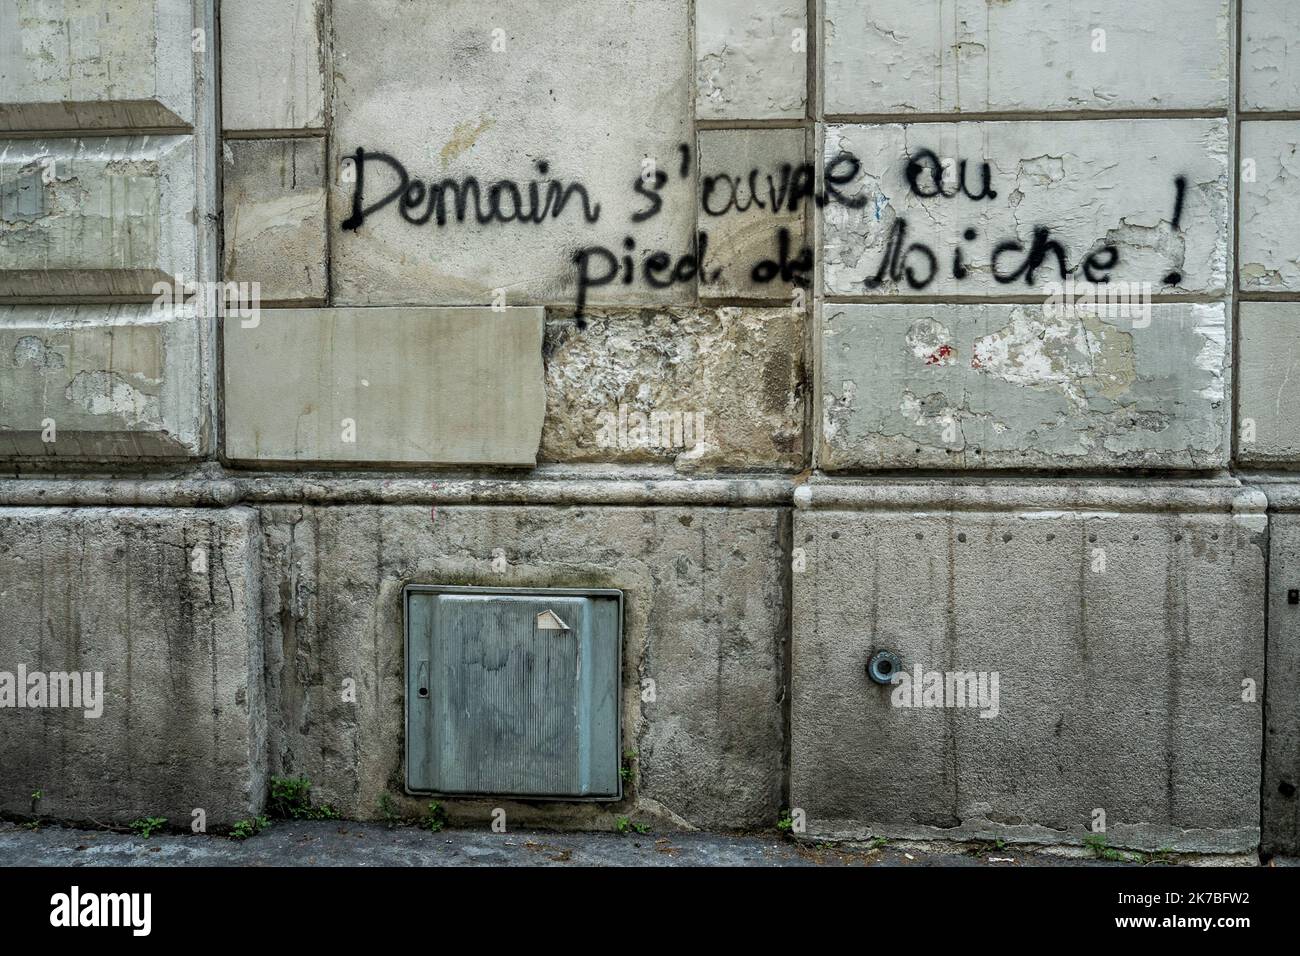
top-left (821, 303), bottom-right (1228, 470)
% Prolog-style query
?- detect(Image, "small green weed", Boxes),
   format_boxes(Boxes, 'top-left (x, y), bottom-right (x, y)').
top-left (423, 801), bottom-right (447, 833)
top-left (619, 749), bottom-right (638, 784)
top-left (230, 816), bottom-right (270, 840)
top-left (130, 817), bottom-right (167, 839)
top-left (269, 776), bottom-right (339, 820)
top-left (1084, 833), bottom-right (1125, 862)
top-left (379, 793), bottom-right (402, 829)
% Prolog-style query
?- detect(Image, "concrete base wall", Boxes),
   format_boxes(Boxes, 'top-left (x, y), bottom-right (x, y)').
top-left (1261, 484), bottom-right (1300, 855)
top-left (0, 506), bottom-right (265, 829)
top-left (0, 477), bottom-right (1293, 852)
top-left (257, 502), bottom-right (788, 831)
top-left (791, 483), bottom-right (1265, 853)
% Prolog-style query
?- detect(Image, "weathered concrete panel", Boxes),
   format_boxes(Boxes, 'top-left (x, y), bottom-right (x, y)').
top-left (697, 128), bottom-right (807, 299)
top-left (222, 138), bottom-right (327, 302)
top-left (541, 307), bottom-right (804, 471)
top-left (1239, 122), bottom-right (1300, 293)
top-left (221, 0), bottom-right (326, 131)
top-left (1237, 302), bottom-right (1300, 464)
top-left (1242, 0), bottom-right (1300, 112)
top-left (821, 302), bottom-right (1228, 470)
top-left (1263, 495), bottom-right (1300, 855)
top-left (696, 0), bottom-right (805, 120)
top-left (223, 307), bottom-right (545, 465)
top-left (0, 135), bottom-right (197, 297)
top-left (822, 120), bottom-right (1229, 297)
top-left (0, 0), bottom-right (194, 130)
top-left (258, 504), bottom-right (788, 830)
top-left (791, 485), bottom-right (1265, 852)
top-left (0, 304), bottom-right (205, 458)
top-left (823, 0), bottom-right (1230, 115)
top-left (329, 0), bottom-right (694, 309)
top-left (0, 507), bottom-right (265, 828)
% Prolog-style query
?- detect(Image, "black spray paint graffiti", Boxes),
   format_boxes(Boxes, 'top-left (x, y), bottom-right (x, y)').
top-left (565, 150), bottom-right (870, 313)
top-left (861, 148), bottom-right (1189, 293)
top-left (337, 143), bottom-right (867, 317)
top-left (340, 148), bottom-right (602, 230)
top-left (699, 152), bottom-right (867, 216)
top-left (337, 143), bottom-right (1192, 312)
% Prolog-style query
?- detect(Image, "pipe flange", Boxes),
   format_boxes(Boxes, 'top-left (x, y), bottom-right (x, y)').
top-left (867, 649), bottom-right (902, 685)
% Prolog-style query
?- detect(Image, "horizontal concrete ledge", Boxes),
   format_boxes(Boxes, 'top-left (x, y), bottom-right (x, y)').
top-left (0, 480), bottom-right (241, 507)
top-left (0, 477), bottom-right (795, 508)
top-left (0, 296), bottom-right (161, 306)
top-left (795, 479), bottom-right (1269, 515)
top-left (237, 476), bottom-right (796, 506)
top-left (0, 477), bottom-right (1278, 514)
top-left (1250, 482), bottom-right (1300, 512)
top-left (0, 125), bottom-right (193, 140)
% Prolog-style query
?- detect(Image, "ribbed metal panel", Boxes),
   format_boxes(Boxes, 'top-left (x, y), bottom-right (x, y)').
top-left (406, 587), bottom-right (621, 799)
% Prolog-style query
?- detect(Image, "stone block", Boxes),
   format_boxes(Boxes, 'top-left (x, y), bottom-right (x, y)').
top-left (1242, 0), bottom-right (1300, 112)
top-left (0, 0), bottom-right (194, 130)
top-left (541, 306), bottom-right (804, 471)
top-left (821, 302), bottom-right (1228, 470)
top-left (1239, 121), bottom-right (1300, 293)
top-left (0, 506), bottom-right (265, 828)
top-left (697, 128), bottom-right (807, 299)
top-left (0, 135), bottom-right (197, 297)
top-left (822, 120), bottom-right (1229, 297)
top-left (696, 0), bottom-right (806, 120)
top-left (823, 0), bottom-right (1230, 115)
top-left (222, 137), bottom-right (327, 302)
top-left (221, 0), bottom-right (326, 131)
top-left (329, 0), bottom-right (694, 309)
top-left (0, 304), bottom-right (206, 458)
top-left (791, 483), bottom-right (1266, 852)
top-left (223, 306), bottom-right (545, 465)
top-left (1237, 302), bottom-right (1300, 464)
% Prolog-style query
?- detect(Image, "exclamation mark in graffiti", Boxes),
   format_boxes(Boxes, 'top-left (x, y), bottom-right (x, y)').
top-left (1162, 176), bottom-right (1187, 286)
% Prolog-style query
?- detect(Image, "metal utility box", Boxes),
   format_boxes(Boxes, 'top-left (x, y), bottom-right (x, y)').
top-left (404, 585), bottom-right (623, 799)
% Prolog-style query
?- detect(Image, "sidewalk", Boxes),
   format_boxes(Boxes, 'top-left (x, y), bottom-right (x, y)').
top-left (1, 820), bottom-right (1270, 867)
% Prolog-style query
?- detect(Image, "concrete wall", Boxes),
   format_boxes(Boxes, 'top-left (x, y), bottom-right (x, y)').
top-left (1263, 487), bottom-right (1300, 854)
top-left (0, 506), bottom-right (265, 828)
top-left (1, 0), bottom-right (1299, 855)
top-left (257, 501), bottom-right (787, 830)
top-left (792, 483), bottom-right (1265, 852)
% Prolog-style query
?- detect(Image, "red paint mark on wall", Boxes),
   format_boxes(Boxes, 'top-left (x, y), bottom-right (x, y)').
top-left (925, 344), bottom-right (954, 366)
